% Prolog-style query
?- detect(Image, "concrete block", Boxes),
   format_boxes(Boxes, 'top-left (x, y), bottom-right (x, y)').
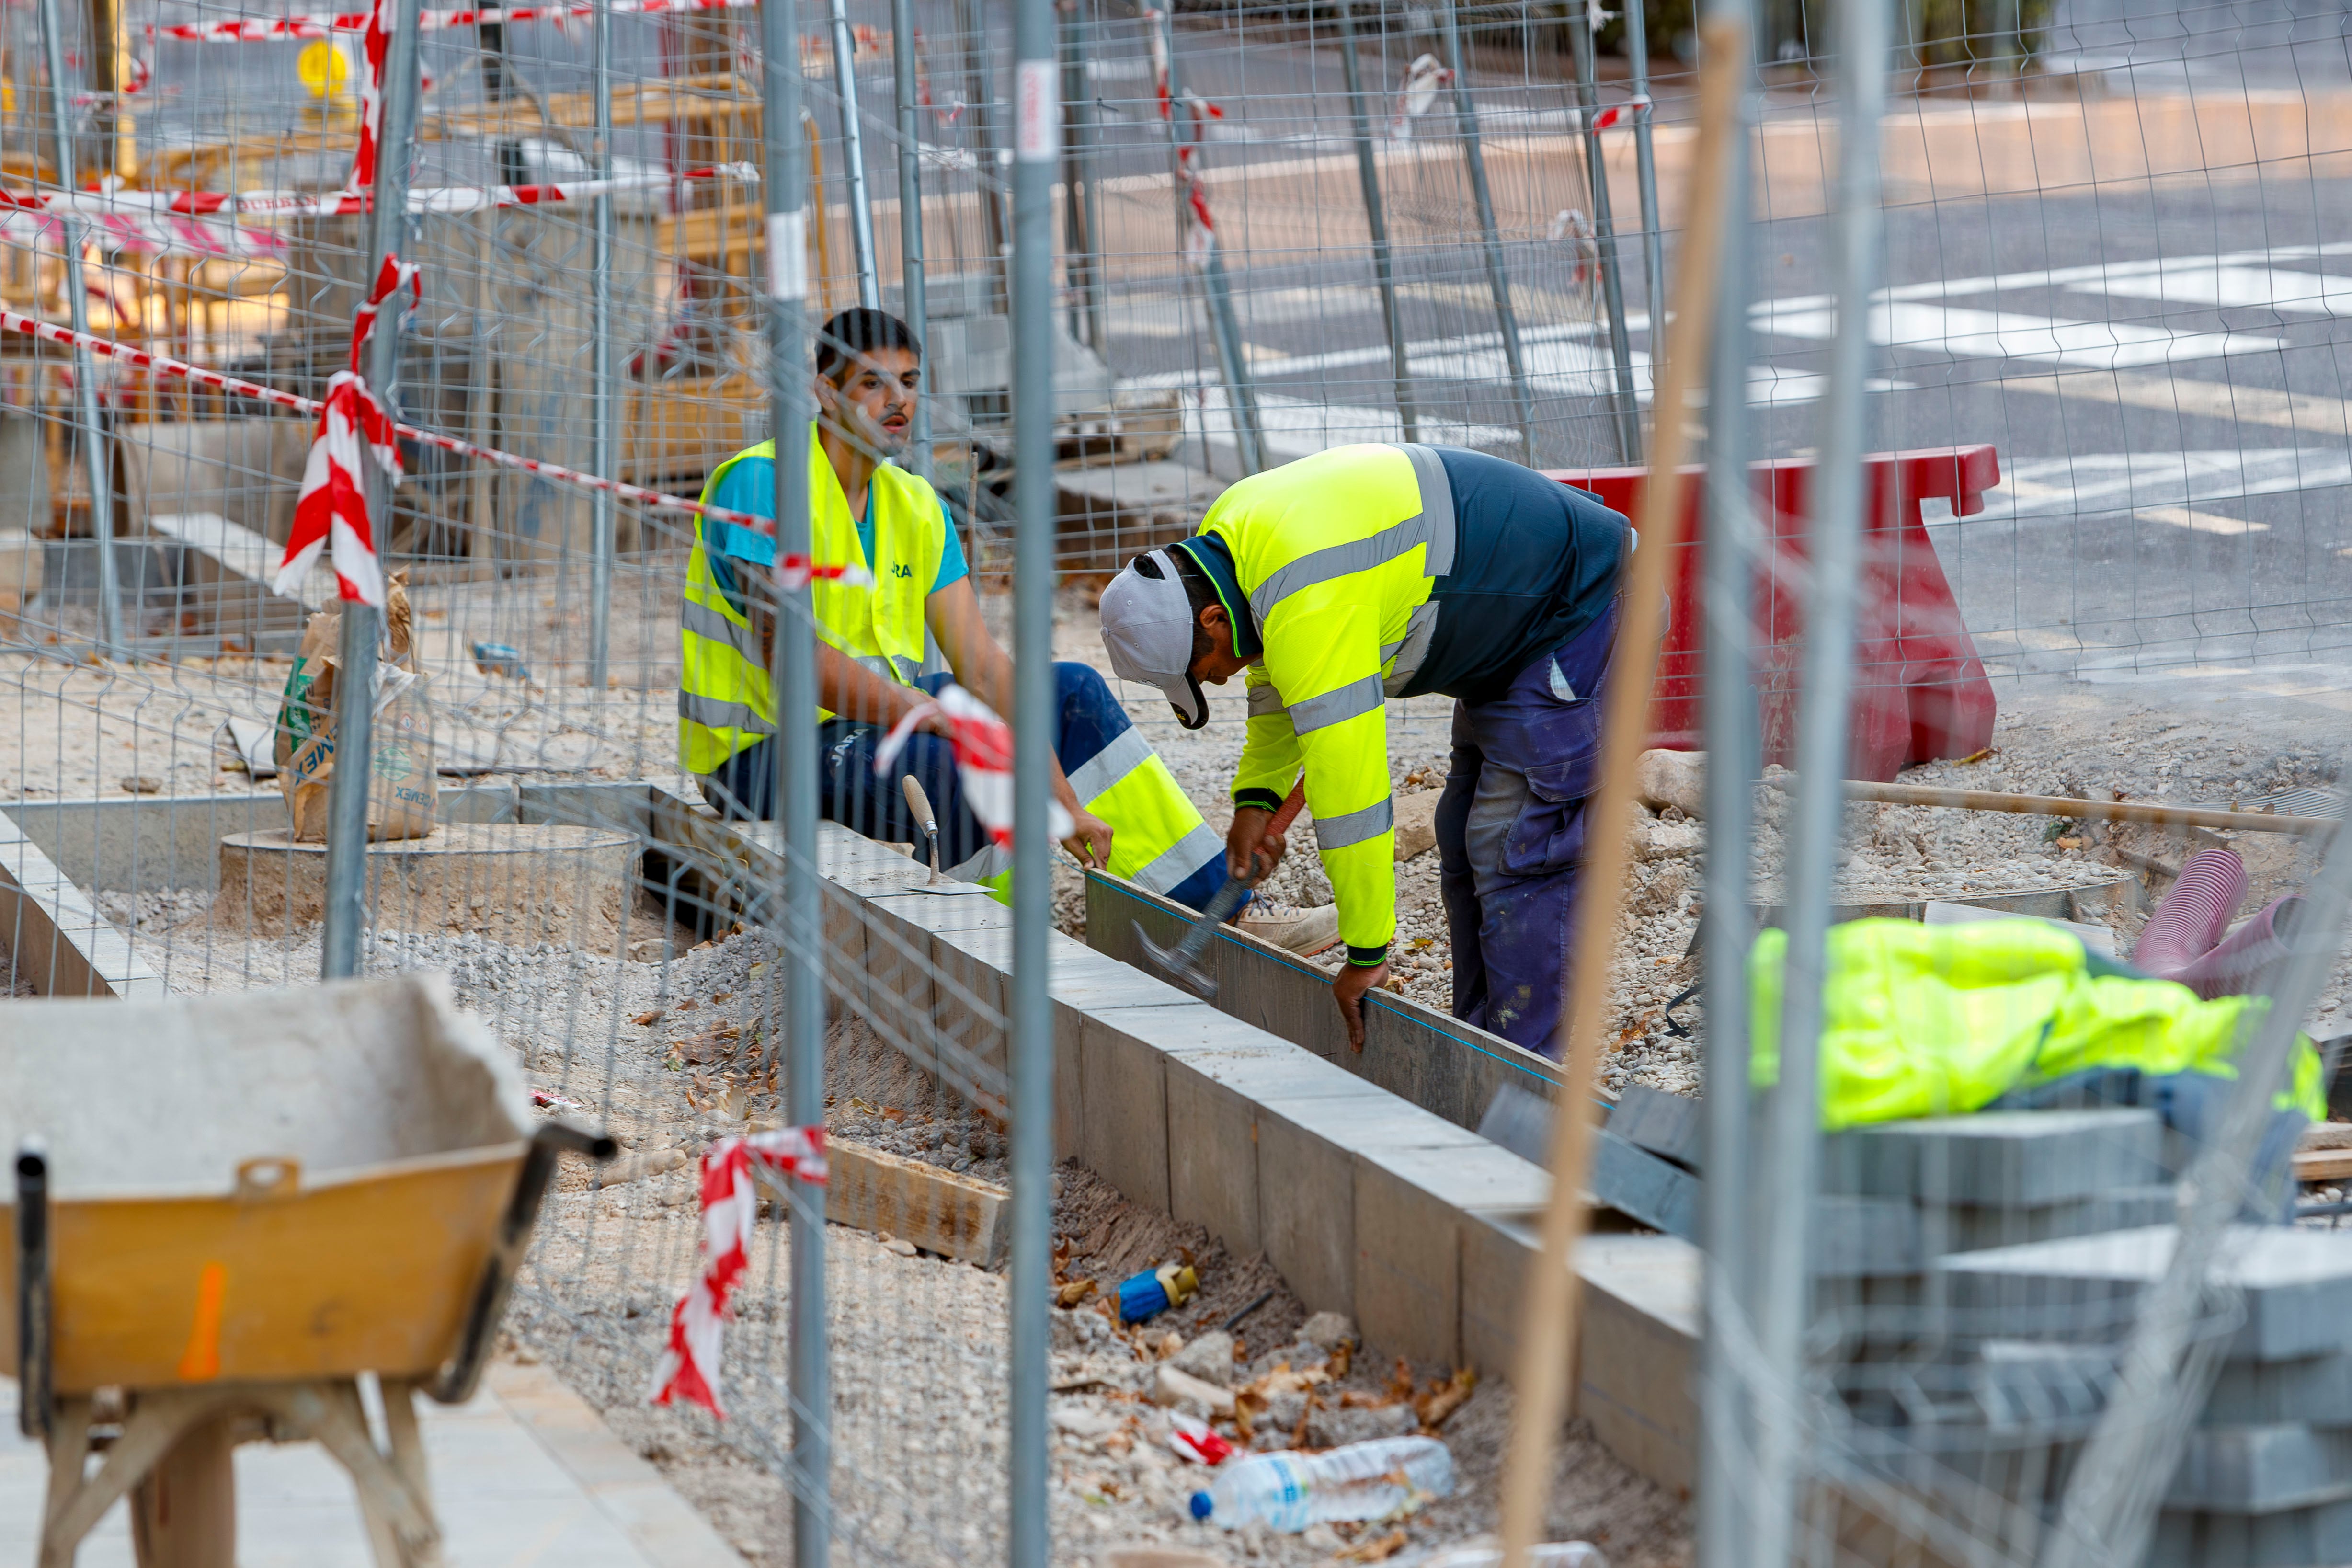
top-left (2151, 1496), bottom-right (2352, 1568)
top-left (2208, 1352), bottom-right (2352, 1427)
top-left (1822, 1108), bottom-right (2162, 1205)
top-left (1607, 1085), bottom-right (1703, 1170)
top-left (1461, 1209), bottom-right (1541, 1378)
top-left (1352, 1142), bottom-right (1550, 1368)
top-left (1809, 1195), bottom-right (1922, 1279)
top-left (1931, 1183), bottom-right (2179, 1254)
top-left (1940, 1225), bottom-right (2352, 1361)
top-left (2168, 1424), bottom-right (2352, 1513)
top-left (1576, 1234), bottom-right (1701, 1497)
top-left (1162, 1052), bottom-right (1268, 1259)
top-left (1077, 1011), bottom-right (1173, 1213)
top-left (1589, 1128), bottom-right (1700, 1240)
top-left (1970, 1340), bottom-right (2113, 1429)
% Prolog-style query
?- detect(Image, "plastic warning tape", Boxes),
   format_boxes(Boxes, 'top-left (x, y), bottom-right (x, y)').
top-left (151, 0), bottom-right (756, 42)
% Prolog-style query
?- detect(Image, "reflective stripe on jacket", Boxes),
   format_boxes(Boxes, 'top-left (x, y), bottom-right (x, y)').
top-left (678, 433), bottom-right (947, 775)
top-left (1746, 917), bottom-right (2324, 1130)
top-left (1203, 442), bottom-right (1451, 955)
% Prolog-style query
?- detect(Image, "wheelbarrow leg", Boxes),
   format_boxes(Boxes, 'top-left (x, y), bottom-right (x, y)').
top-left (261, 1380), bottom-right (443, 1568)
top-left (44, 1391), bottom-right (228, 1568)
top-left (379, 1379), bottom-right (436, 1535)
top-left (37, 1397), bottom-right (91, 1568)
top-left (131, 1412), bottom-right (237, 1568)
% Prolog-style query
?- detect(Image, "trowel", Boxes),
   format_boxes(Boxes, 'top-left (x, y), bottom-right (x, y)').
top-left (900, 775), bottom-right (993, 894)
top-left (1136, 780), bottom-right (1306, 998)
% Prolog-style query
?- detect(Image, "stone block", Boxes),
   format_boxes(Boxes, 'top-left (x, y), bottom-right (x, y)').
top-left (2169, 1423), bottom-right (2352, 1513)
top-left (2207, 1352), bottom-right (2352, 1427)
top-left (2150, 1496), bottom-right (2352, 1568)
top-left (1821, 1108), bottom-right (2162, 1205)
top-left (1254, 1087), bottom-right (1473, 1319)
top-left (1940, 1225), bottom-right (2352, 1361)
top-left (1809, 1195), bottom-right (1921, 1279)
top-left (1352, 1142), bottom-right (1550, 1368)
top-left (1608, 1085), bottom-right (1703, 1170)
top-left (1461, 1210), bottom-right (1542, 1379)
top-left (1931, 1183), bottom-right (2179, 1254)
top-left (1077, 1013), bottom-right (1173, 1213)
top-left (1576, 1234), bottom-right (1701, 1497)
top-left (1589, 1128), bottom-right (1700, 1240)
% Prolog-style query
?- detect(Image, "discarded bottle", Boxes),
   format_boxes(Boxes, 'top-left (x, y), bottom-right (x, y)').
top-left (1188, 1436), bottom-right (1455, 1531)
top-left (1427, 1545), bottom-right (1610, 1568)
top-left (1118, 1261), bottom-right (1198, 1323)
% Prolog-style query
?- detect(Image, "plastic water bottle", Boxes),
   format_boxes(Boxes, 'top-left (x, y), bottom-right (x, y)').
top-left (1188, 1436), bottom-right (1455, 1531)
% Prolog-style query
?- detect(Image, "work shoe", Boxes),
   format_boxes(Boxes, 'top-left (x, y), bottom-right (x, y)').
top-left (1236, 903), bottom-right (1340, 957)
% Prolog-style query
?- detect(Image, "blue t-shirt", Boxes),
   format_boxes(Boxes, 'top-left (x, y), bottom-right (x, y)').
top-left (699, 455), bottom-right (969, 607)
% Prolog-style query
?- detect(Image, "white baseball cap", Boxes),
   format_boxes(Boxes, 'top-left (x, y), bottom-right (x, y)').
top-left (1097, 548), bottom-right (1209, 729)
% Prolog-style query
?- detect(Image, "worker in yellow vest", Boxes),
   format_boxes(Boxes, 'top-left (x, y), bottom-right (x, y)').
top-left (678, 307), bottom-right (1228, 906)
top-left (1097, 442), bottom-right (1628, 1054)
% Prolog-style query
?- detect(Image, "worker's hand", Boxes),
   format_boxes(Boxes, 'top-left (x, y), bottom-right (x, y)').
top-left (1226, 806), bottom-right (1288, 884)
top-left (1331, 960), bottom-right (1388, 1054)
top-left (1062, 808), bottom-right (1113, 870)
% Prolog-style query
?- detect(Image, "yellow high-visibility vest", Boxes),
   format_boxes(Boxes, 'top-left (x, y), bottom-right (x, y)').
top-left (677, 433), bottom-right (946, 775)
top-left (1202, 443), bottom-right (1452, 956)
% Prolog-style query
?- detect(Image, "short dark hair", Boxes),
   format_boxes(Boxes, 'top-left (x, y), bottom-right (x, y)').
top-left (816, 308), bottom-right (922, 382)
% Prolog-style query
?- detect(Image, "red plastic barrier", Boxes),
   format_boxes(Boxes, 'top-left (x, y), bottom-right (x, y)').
top-left (1548, 445), bottom-right (2000, 784)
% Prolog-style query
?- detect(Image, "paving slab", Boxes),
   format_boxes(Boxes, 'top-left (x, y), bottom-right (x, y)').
top-left (2168, 1423), bottom-right (2352, 1513)
top-left (2151, 1495), bottom-right (2352, 1568)
top-left (2208, 1351), bottom-right (2352, 1427)
top-left (1821, 1108), bottom-right (2163, 1205)
top-left (1606, 1085), bottom-right (1704, 1171)
top-left (1939, 1225), bottom-right (2352, 1361)
top-left (0, 1363), bottom-right (742, 1567)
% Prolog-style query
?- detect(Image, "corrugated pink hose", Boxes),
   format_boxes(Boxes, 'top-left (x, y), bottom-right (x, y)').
top-left (2175, 895), bottom-right (2306, 1000)
top-left (2132, 847), bottom-right (2248, 977)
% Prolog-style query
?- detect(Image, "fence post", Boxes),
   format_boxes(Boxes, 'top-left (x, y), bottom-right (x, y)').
top-left (586, 0), bottom-right (616, 689)
top-left (890, 0), bottom-right (932, 476)
top-left (1694, 5), bottom-right (1758, 1566)
top-left (760, 0), bottom-right (831, 1558)
top-left (320, 0), bottom-right (426, 982)
top-left (829, 0), bottom-right (881, 305)
top-left (1621, 0), bottom-right (1667, 335)
top-left (1568, 8), bottom-right (1642, 463)
top-left (1059, 0), bottom-right (1106, 355)
top-left (1749, 0), bottom-right (1888, 1557)
top-left (1009, 0), bottom-right (1059, 1560)
top-left (1156, 8), bottom-right (1263, 476)
top-left (33, 0), bottom-right (121, 660)
top-left (1335, 0), bottom-right (1417, 444)
top-left (1439, 0), bottom-right (1534, 463)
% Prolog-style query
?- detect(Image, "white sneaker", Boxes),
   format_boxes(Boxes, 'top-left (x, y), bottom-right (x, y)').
top-left (1237, 903), bottom-right (1340, 957)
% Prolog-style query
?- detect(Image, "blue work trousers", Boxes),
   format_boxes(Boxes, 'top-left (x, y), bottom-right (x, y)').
top-left (1435, 599), bottom-right (1621, 1058)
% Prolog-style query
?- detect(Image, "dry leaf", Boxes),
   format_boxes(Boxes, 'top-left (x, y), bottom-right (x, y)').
top-left (1337, 1529), bottom-right (1409, 1563)
top-left (1056, 1279), bottom-right (1098, 1308)
top-left (631, 1010), bottom-right (662, 1027)
top-left (1415, 1368), bottom-right (1477, 1430)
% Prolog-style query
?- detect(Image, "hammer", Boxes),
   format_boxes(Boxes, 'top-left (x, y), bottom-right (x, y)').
top-left (1136, 779), bottom-right (1306, 999)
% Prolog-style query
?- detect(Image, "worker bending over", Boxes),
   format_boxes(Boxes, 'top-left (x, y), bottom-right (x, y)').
top-left (679, 307), bottom-right (1226, 906)
top-left (1097, 442), bottom-right (1628, 1055)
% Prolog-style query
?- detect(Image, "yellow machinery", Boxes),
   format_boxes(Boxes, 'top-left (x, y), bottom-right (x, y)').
top-left (0, 972), bottom-right (612, 1566)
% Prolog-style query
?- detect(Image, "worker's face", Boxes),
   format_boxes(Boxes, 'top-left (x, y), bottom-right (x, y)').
top-left (1188, 603), bottom-right (1251, 685)
top-left (816, 347), bottom-right (921, 458)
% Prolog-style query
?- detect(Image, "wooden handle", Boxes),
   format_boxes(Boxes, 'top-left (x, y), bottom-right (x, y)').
top-left (1812, 777), bottom-right (2336, 837)
top-left (1268, 779), bottom-right (1308, 835)
top-left (900, 774), bottom-right (937, 834)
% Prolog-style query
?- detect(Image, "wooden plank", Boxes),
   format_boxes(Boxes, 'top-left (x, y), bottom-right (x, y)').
top-left (2295, 1148), bottom-right (2352, 1184)
top-left (824, 1139), bottom-right (1008, 1267)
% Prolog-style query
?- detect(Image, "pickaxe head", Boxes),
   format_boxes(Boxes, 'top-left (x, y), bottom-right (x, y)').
top-left (1135, 922), bottom-right (1219, 999)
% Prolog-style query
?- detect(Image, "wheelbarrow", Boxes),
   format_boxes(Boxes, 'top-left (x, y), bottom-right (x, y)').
top-left (0, 972), bottom-right (615, 1567)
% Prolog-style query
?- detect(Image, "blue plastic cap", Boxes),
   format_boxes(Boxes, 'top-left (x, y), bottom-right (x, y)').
top-left (1189, 1491), bottom-right (1213, 1521)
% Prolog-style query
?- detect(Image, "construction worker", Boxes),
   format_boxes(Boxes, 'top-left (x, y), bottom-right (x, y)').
top-left (1096, 442), bottom-right (1628, 1056)
top-left (679, 307), bottom-right (1227, 906)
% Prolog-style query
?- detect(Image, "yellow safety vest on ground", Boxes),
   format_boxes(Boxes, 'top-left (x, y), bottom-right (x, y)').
top-left (678, 433), bottom-right (945, 775)
top-left (1202, 443), bottom-right (1451, 955)
top-left (1746, 918), bottom-right (2325, 1129)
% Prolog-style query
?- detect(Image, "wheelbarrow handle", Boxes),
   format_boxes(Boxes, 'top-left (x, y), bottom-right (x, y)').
top-left (430, 1122), bottom-right (616, 1406)
top-left (16, 1140), bottom-right (49, 1440)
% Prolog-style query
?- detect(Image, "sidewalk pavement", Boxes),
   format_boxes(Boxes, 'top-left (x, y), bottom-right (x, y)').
top-left (0, 1361), bottom-right (744, 1568)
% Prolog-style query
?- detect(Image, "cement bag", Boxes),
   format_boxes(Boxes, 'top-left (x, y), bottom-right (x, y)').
top-left (272, 580), bottom-right (436, 842)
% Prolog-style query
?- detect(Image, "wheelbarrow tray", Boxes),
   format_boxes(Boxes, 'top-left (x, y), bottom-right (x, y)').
top-left (0, 972), bottom-right (531, 1393)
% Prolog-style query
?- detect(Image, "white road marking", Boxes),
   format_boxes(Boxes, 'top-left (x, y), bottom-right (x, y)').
top-left (2136, 504), bottom-right (2270, 536)
top-left (1758, 301), bottom-right (2280, 369)
top-left (2080, 263), bottom-right (2352, 316)
top-left (1957, 448), bottom-right (2352, 523)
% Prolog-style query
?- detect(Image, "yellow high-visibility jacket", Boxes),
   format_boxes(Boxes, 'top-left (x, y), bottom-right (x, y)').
top-left (1202, 443), bottom-right (1454, 960)
top-left (1746, 918), bottom-right (2324, 1129)
top-left (677, 433), bottom-right (944, 775)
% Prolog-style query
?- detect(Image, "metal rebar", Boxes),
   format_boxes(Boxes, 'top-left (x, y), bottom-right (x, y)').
top-left (763, 0), bottom-right (829, 1553)
top-left (1622, 0), bottom-right (1668, 336)
top-left (1157, 8), bottom-right (1263, 475)
top-left (34, 0), bottom-right (120, 660)
top-left (1009, 0), bottom-right (1058, 1557)
top-left (828, 0), bottom-right (881, 305)
top-left (586, 0), bottom-right (615, 688)
top-left (890, 0), bottom-right (932, 475)
top-left (1568, 10), bottom-right (1642, 463)
top-left (1335, 0), bottom-right (1417, 444)
top-left (1693, 7), bottom-right (1758, 1564)
top-left (1440, 0), bottom-right (1533, 463)
top-left (320, 0), bottom-right (427, 983)
top-left (1059, 0), bottom-right (1106, 354)
top-left (1750, 0), bottom-right (1887, 1557)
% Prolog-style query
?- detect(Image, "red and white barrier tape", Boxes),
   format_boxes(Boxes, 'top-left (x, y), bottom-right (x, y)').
top-left (152, 0), bottom-right (765, 41)
top-left (874, 683), bottom-right (1073, 850)
top-left (1387, 53), bottom-right (1450, 139)
top-left (276, 254), bottom-right (417, 603)
top-left (650, 1126), bottom-right (829, 1417)
top-left (1587, 93), bottom-right (1651, 132)
top-left (1144, 10), bottom-right (1226, 270)
top-left (0, 304), bottom-right (836, 553)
